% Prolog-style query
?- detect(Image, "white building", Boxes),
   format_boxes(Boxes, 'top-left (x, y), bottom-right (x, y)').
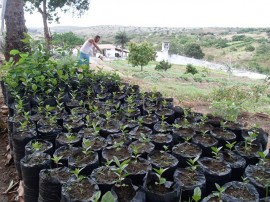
top-left (98, 44), bottom-right (129, 58)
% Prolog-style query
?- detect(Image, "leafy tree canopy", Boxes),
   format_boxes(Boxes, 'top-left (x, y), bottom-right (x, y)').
top-left (24, 0), bottom-right (90, 23)
top-left (114, 32), bottom-right (130, 48)
top-left (52, 32), bottom-right (84, 47)
top-left (128, 42), bottom-right (156, 71)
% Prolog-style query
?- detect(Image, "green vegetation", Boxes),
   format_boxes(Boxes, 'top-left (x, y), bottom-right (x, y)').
top-left (184, 43), bottom-right (205, 59)
top-left (52, 32), bottom-right (84, 48)
top-left (128, 42), bottom-right (156, 71)
top-left (105, 59), bottom-right (270, 119)
top-left (155, 60), bottom-right (172, 71)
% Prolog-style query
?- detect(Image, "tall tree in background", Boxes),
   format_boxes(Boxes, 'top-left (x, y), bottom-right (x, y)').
top-left (115, 32), bottom-right (130, 57)
top-left (4, 0), bottom-right (28, 62)
top-left (24, 0), bottom-right (90, 49)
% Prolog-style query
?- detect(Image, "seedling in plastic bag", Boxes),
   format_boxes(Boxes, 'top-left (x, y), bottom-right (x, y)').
top-left (257, 149), bottom-right (269, 166)
top-left (111, 156), bottom-right (130, 186)
top-left (153, 167), bottom-right (169, 186)
top-left (187, 156), bottom-right (200, 172)
top-left (225, 141), bottom-right (236, 151)
top-left (211, 146), bottom-right (223, 159)
top-left (191, 187), bottom-right (201, 202)
top-left (71, 168), bottom-right (85, 181)
top-left (51, 155), bottom-right (63, 167)
top-left (213, 183), bottom-right (225, 200)
top-left (31, 141), bottom-right (43, 152)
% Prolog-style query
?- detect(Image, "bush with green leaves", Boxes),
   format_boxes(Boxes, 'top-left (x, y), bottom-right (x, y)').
top-left (245, 45), bottom-right (255, 52)
top-left (155, 60), bottom-right (172, 71)
top-left (211, 84), bottom-right (268, 121)
top-left (185, 64), bottom-right (198, 75)
top-left (184, 43), bottom-right (205, 59)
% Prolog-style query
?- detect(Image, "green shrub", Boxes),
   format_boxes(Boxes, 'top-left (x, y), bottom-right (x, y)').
top-left (184, 43), bottom-right (205, 59)
top-left (193, 74), bottom-right (203, 82)
top-left (211, 84), bottom-right (267, 121)
top-left (185, 64), bottom-right (198, 75)
top-left (232, 35), bottom-right (246, 41)
top-left (155, 60), bottom-right (172, 71)
top-left (245, 45), bottom-right (255, 52)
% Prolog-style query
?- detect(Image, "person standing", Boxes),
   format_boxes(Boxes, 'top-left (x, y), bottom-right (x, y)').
top-left (79, 35), bottom-right (103, 65)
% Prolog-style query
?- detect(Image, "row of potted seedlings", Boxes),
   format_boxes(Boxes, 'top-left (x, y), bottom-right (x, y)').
top-left (2, 69), bottom-right (270, 202)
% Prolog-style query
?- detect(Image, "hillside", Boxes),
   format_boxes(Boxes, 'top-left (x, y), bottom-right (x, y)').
top-left (28, 25), bottom-right (270, 74)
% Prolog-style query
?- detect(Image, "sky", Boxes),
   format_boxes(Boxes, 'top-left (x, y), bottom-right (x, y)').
top-left (24, 0), bottom-right (270, 28)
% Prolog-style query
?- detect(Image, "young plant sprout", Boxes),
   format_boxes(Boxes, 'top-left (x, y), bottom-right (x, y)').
top-left (130, 145), bottom-right (142, 160)
top-left (111, 141), bottom-right (124, 151)
top-left (225, 141), bottom-right (236, 151)
top-left (160, 115), bottom-right (166, 128)
top-left (139, 134), bottom-right (151, 143)
top-left (69, 89), bottom-right (78, 100)
top-left (199, 114), bottom-right (208, 124)
top-left (244, 132), bottom-right (257, 151)
top-left (51, 155), bottom-right (63, 167)
top-left (137, 117), bottom-right (143, 127)
top-left (153, 167), bottom-right (169, 185)
top-left (213, 183), bottom-right (225, 200)
top-left (187, 156), bottom-right (200, 172)
top-left (71, 168), bottom-right (85, 181)
top-left (82, 138), bottom-right (92, 155)
top-left (111, 156), bottom-right (130, 186)
top-left (31, 141), bottom-right (43, 152)
top-left (183, 136), bottom-right (192, 143)
top-left (105, 111), bottom-right (112, 121)
top-left (220, 121), bottom-right (226, 130)
top-left (257, 149), bottom-right (269, 166)
top-left (211, 146), bottom-right (223, 159)
top-left (192, 187), bottom-right (202, 202)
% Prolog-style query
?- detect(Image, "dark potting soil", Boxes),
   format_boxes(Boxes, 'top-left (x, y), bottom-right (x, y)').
top-left (129, 141), bottom-right (154, 154)
top-left (114, 184), bottom-right (136, 202)
top-left (108, 134), bottom-right (130, 145)
top-left (50, 168), bottom-right (72, 183)
top-left (55, 147), bottom-right (73, 159)
top-left (176, 169), bottom-right (203, 187)
top-left (237, 143), bottom-right (261, 156)
top-left (222, 151), bottom-right (238, 164)
top-left (147, 181), bottom-right (173, 194)
top-left (94, 167), bottom-right (118, 184)
top-left (224, 185), bottom-right (256, 201)
top-left (173, 142), bottom-right (201, 157)
top-left (211, 128), bottom-right (236, 140)
top-left (129, 126), bottom-right (152, 140)
top-left (57, 133), bottom-right (80, 144)
top-left (151, 133), bottom-right (172, 143)
top-left (200, 159), bottom-right (228, 173)
top-left (26, 155), bottom-right (50, 166)
top-left (87, 138), bottom-right (106, 150)
top-left (126, 159), bottom-right (149, 174)
top-left (104, 147), bottom-right (130, 161)
top-left (150, 152), bottom-right (175, 167)
top-left (173, 127), bottom-right (195, 138)
top-left (205, 196), bottom-right (221, 202)
top-left (193, 123), bottom-right (213, 133)
top-left (68, 179), bottom-right (96, 201)
top-left (252, 169), bottom-right (270, 185)
top-left (141, 115), bottom-right (159, 125)
top-left (194, 134), bottom-right (217, 146)
top-left (38, 125), bottom-right (62, 133)
top-left (74, 152), bottom-right (96, 165)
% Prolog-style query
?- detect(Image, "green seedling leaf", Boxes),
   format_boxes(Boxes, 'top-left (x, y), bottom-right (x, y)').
top-left (101, 191), bottom-right (115, 202)
top-left (192, 187), bottom-right (202, 202)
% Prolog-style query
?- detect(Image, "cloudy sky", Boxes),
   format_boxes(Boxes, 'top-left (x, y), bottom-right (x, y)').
top-left (24, 0), bottom-right (270, 28)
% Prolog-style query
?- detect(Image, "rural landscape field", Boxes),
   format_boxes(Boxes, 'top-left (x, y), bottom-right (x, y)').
top-left (1, 17), bottom-right (270, 202)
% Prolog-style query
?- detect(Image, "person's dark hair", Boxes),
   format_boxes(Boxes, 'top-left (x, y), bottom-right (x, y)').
top-left (95, 35), bottom-right (101, 39)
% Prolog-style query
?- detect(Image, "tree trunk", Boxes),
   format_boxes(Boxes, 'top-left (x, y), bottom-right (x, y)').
top-left (39, 0), bottom-right (51, 50)
top-left (4, 0), bottom-right (28, 62)
top-left (121, 44), bottom-right (124, 58)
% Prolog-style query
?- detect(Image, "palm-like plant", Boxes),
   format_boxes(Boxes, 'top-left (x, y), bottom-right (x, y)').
top-left (114, 32), bottom-right (130, 57)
